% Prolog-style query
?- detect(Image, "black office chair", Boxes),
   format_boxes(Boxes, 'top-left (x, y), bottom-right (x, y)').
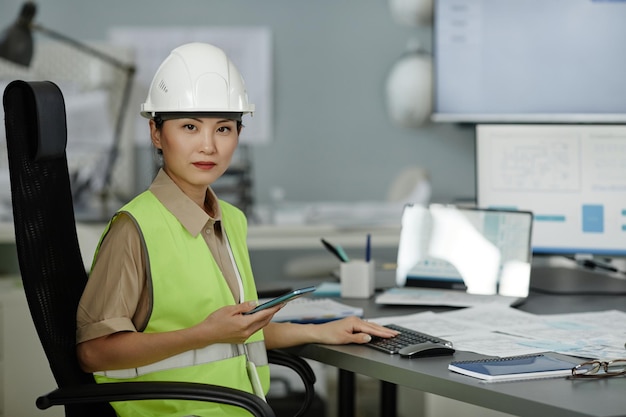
top-left (3, 80), bottom-right (316, 417)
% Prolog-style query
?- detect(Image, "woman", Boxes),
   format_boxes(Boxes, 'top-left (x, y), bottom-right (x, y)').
top-left (76, 42), bottom-right (396, 416)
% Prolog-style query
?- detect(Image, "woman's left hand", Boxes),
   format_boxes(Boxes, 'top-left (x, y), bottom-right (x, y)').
top-left (312, 316), bottom-right (398, 345)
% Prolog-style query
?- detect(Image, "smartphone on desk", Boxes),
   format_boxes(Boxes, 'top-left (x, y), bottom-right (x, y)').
top-left (243, 286), bottom-right (316, 315)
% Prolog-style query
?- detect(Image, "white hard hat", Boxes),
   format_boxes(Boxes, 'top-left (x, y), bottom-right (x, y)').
top-left (385, 49), bottom-right (432, 128)
top-left (388, 0), bottom-right (433, 26)
top-left (140, 42), bottom-right (255, 119)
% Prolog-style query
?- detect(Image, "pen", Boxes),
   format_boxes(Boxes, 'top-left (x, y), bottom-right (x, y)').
top-left (336, 245), bottom-right (350, 263)
top-left (365, 233), bottom-right (371, 262)
top-left (579, 259), bottom-right (619, 273)
top-left (321, 238), bottom-right (350, 263)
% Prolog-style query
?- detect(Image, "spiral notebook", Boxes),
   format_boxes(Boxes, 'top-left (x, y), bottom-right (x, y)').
top-left (448, 354), bottom-right (578, 382)
top-left (269, 297), bottom-right (363, 324)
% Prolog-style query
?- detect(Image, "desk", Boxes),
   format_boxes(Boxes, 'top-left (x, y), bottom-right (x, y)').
top-left (2, 218), bottom-right (625, 416)
top-left (289, 291), bottom-right (626, 417)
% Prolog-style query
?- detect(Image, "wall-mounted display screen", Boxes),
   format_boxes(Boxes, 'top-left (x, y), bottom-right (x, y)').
top-left (432, 0), bottom-right (626, 123)
top-left (476, 124), bottom-right (626, 257)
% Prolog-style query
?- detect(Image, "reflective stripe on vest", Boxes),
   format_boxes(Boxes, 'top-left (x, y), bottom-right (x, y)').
top-left (95, 340), bottom-right (267, 379)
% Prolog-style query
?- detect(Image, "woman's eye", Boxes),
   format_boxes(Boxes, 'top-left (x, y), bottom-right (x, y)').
top-left (217, 126), bottom-right (232, 133)
top-left (183, 124), bottom-right (196, 131)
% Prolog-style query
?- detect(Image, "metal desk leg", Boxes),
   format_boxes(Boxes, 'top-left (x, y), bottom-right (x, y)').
top-left (338, 369), bottom-right (355, 417)
top-left (380, 380), bottom-right (397, 417)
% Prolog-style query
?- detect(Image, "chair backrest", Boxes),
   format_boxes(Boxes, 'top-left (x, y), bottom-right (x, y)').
top-left (3, 80), bottom-right (114, 417)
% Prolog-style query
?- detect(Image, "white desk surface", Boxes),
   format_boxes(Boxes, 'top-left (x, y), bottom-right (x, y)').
top-left (290, 291), bottom-right (626, 417)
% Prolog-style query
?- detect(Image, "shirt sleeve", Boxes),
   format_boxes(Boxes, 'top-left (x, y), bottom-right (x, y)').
top-left (76, 213), bottom-right (147, 344)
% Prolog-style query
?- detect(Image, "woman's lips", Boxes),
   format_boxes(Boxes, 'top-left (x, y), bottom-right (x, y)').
top-left (193, 161), bottom-right (216, 170)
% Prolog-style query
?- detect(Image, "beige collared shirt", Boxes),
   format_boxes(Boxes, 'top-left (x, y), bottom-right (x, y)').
top-left (76, 170), bottom-right (240, 344)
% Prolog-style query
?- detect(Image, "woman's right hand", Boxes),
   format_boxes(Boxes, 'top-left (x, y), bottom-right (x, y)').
top-left (193, 302), bottom-right (283, 346)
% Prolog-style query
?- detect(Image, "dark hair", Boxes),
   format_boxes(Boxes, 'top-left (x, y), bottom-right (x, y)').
top-left (153, 116), bottom-right (243, 132)
top-left (152, 117), bottom-right (243, 156)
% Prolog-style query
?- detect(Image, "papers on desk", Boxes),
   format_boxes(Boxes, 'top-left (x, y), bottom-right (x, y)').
top-left (370, 305), bottom-right (626, 359)
top-left (269, 297), bottom-right (363, 324)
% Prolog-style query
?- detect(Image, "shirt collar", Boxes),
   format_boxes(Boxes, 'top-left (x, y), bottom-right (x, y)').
top-left (149, 169), bottom-right (222, 237)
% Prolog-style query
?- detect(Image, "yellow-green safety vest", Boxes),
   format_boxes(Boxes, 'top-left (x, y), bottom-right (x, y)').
top-left (92, 191), bottom-right (269, 417)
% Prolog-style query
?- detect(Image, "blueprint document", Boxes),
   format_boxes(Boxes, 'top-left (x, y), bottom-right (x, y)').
top-left (371, 305), bottom-right (626, 359)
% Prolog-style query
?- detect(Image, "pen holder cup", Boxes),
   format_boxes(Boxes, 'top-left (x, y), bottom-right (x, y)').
top-left (340, 260), bottom-right (375, 299)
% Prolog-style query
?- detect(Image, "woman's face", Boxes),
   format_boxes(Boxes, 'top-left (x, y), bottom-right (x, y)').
top-left (150, 117), bottom-right (239, 196)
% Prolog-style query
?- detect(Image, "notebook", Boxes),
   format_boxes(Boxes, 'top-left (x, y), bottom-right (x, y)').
top-left (448, 353), bottom-right (577, 382)
top-left (376, 204), bottom-right (534, 308)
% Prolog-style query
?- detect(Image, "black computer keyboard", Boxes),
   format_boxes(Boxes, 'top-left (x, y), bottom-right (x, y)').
top-left (366, 324), bottom-right (454, 354)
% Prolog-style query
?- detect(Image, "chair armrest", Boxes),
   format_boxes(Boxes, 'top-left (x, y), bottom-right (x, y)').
top-left (267, 349), bottom-right (316, 417)
top-left (36, 381), bottom-right (275, 417)
top-left (37, 351), bottom-right (313, 417)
